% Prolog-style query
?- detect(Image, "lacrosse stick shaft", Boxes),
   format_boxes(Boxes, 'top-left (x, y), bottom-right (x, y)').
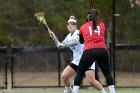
top-left (43, 22), bottom-right (59, 45)
top-left (89, 0), bottom-right (92, 11)
top-left (34, 12), bottom-right (59, 46)
top-left (50, 32), bottom-right (59, 46)
top-left (44, 22), bottom-right (51, 32)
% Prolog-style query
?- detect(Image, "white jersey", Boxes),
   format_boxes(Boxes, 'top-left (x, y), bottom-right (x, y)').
top-left (62, 30), bottom-right (95, 70)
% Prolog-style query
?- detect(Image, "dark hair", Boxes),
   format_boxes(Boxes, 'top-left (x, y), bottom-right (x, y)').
top-left (86, 9), bottom-right (99, 30)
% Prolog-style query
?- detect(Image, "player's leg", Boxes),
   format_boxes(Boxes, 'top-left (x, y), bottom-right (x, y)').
top-left (61, 63), bottom-right (77, 93)
top-left (85, 62), bottom-right (106, 93)
top-left (97, 49), bottom-right (116, 93)
top-left (72, 50), bottom-right (95, 93)
top-left (98, 62), bottom-right (116, 93)
top-left (95, 62), bottom-right (100, 81)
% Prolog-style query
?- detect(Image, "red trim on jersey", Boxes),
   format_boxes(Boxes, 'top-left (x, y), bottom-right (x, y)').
top-left (79, 21), bottom-right (107, 51)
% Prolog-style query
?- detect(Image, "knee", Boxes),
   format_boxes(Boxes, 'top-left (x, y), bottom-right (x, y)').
top-left (61, 74), bottom-right (68, 81)
top-left (87, 76), bottom-right (96, 84)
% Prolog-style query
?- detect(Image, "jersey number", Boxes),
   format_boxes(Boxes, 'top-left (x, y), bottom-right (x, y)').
top-left (88, 26), bottom-right (100, 35)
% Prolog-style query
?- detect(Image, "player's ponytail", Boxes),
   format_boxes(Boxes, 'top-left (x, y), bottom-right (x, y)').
top-left (87, 9), bottom-right (99, 30)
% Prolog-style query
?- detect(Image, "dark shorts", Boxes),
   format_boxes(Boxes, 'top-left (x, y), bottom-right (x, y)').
top-left (74, 48), bottom-right (114, 86)
top-left (78, 48), bottom-right (110, 74)
top-left (69, 63), bottom-right (94, 72)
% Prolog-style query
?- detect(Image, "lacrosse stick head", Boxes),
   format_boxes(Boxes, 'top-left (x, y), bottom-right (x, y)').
top-left (34, 12), bottom-right (46, 24)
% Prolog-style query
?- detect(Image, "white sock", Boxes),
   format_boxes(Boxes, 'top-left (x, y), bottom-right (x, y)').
top-left (100, 88), bottom-right (106, 93)
top-left (72, 86), bottom-right (80, 93)
top-left (65, 86), bottom-right (72, 92)
top-left (108, 85), bottom-right (116, 93)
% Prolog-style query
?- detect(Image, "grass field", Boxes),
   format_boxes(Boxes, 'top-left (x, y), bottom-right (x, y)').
top-left (0, 88), bottom-right (140, 93)
top-left (0, 72), bottom-right (140, 93)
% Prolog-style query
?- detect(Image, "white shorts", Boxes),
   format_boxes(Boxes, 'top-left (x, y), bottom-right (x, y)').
top-left (89, 62), bottom-right (95, 70)
top-left (71, 60), bottom-right (95, 70)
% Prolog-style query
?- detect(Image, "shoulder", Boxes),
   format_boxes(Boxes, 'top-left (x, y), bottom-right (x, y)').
top-left (80, 23), bottom-right (88, 31)
top-left (98, 21), bottom-right (105, 26)
top-left (80, 21), bottom-right (91, 28)
top-left (81, 22), bottom-right (89, 27)
top-left (65, 33), bottom-right (71, 38)
top-left (73, 30), bottom-right (80, 36)
top-left (75, 30), bottom-right (79, 33)
top-left (97, 21), bottom-right (106, 31)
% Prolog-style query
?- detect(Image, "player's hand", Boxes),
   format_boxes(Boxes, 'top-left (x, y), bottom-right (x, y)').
top-left (56, 42), bottom-right (65, 48)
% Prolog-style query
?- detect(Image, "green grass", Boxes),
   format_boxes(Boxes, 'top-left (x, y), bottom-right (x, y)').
top-left (0, 88), bottom-right (140, 93)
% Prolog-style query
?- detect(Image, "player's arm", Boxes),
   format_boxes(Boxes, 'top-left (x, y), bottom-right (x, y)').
top-left (62, 34), bottom-right (79, 47)
top-left (50, 31), bottom-right (79, 48)
top-left (79, 34), bottom-right (84, 44)
top-left (62, 30), bottom-right (82, 47)
top-left (49, 31), bottom-right (64, 48)
top-left (79, 29), bottom-right (84, 44)
top-left (50, 31), bottom-right (67, 48)
top-left (50, 31), bottom-right (59, 45)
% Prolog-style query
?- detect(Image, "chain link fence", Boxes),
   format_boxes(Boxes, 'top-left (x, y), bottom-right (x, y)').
top-left (0, 45), bottom-right (140, 89)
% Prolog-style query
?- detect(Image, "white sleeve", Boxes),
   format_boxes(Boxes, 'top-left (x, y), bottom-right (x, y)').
top-left (62, 33), bottom-right (79, 47)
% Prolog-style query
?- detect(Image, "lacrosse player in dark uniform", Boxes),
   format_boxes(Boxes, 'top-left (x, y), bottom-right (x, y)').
top-left (72, 9), bottom-right (116, 93)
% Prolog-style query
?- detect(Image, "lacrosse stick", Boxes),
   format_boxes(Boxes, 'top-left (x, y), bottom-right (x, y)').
top-left (34, 12), bottom-right (51, 33)
top-left (34, 12), bottom-right (59, 45)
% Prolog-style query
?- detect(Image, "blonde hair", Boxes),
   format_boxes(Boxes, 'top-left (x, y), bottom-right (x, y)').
top-left (67, 15), bottom-right (77, 24)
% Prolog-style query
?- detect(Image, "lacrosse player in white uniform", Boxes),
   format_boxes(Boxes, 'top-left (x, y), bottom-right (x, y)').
top-left (50, 16), bottom-right (106, 93)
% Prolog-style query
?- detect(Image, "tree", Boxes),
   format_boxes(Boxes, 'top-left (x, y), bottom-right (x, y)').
top-left (0, 0), bottom-right (139, 46)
